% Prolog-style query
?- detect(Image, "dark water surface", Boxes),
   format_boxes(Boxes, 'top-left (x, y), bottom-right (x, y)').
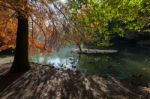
top-left (30, 45), bottom-right (150, 85)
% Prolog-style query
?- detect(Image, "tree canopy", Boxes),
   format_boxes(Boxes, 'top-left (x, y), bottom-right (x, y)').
top-left (0, 0), bottom-right (69, 52)
top-left (68, 0), bottom-right (150, 46)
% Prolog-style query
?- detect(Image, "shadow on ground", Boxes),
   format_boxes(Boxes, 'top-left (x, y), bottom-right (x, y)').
top-left (0, 63), bottom-right (149, 99)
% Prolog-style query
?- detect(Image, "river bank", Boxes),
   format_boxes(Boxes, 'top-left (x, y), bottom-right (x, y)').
top-left (0, 63), bottom-right (149, 99)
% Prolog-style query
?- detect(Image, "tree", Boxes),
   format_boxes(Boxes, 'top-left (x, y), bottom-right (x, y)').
top-left (68, 0), bottom-right (150, 46)
top-left (10, 11), bottom-right (30, 72)
top-left (0, 0), bottom-right (68, 73)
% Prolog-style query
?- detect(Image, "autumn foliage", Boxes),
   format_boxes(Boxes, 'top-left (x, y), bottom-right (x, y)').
top-left (0, 7), bottom-right (17, 51)
top-left (0, 0), bottom-right (67, 53)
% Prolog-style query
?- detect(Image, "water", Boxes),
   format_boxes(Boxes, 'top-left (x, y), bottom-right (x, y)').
top-left (30, 45), bottom-right (150, 85)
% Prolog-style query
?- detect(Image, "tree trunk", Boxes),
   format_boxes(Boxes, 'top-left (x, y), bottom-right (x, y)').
top-left (77, 43), bottom-right (82, 52)
top-left (10, 13), bottom-right (30, 73)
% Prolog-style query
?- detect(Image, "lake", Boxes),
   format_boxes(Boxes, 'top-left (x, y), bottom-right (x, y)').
top-left (30, 45), bottom-right (150, 85)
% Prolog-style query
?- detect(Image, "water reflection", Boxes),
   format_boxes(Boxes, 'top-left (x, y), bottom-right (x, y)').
top-left (30, 45), bottom-right (78, 70)
top-left (30, 46), bottom-right (150, 85)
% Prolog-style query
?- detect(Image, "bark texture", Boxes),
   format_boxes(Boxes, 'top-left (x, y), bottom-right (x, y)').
top-left (10, 12), bottom-right (30, 73)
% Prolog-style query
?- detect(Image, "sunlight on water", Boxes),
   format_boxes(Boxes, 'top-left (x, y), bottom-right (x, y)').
top-left (30, 46), bottom-right (150, 85)
top-left (59, 0), bottom-right (67, 3)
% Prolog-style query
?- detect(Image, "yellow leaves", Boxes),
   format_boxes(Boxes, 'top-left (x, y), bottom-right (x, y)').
top-left (90, 23), bottom-right (94, 28)
top-left (85, 3), bottom-right (91, 9)
top-left (129, 0), bottom-right (143, 6)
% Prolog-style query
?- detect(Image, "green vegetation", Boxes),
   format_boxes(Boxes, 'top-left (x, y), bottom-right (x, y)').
top-left (0, 0), bottom-right (150, 98)
top-left (69, 0), bottom-right (150, 46)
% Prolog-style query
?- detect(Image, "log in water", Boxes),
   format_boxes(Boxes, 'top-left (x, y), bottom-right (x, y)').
top-left (73, 48), bottom-right (118, 54)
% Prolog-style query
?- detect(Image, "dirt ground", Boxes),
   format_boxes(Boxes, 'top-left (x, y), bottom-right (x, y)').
top-left (0, 63), bottom-right (149, 99)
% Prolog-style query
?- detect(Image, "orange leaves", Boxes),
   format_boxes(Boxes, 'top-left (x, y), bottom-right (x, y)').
top-left (0, 0), bottom-right (70, 52)
top-left (0, 8), bottom-right (17, 51)
top-left (28, 17), bottom-right (60, 53)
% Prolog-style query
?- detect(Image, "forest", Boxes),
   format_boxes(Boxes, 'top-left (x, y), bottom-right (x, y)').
top-left (0, 0), bottom-right (150, 99)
